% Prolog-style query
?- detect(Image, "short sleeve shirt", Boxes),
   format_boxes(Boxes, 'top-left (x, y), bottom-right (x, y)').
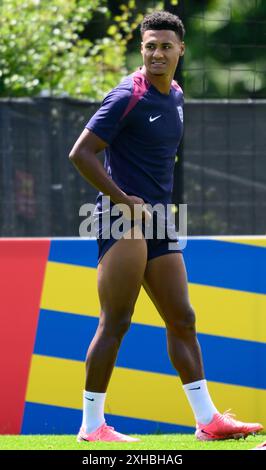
top-left (86, 70), bottom-right (184, 209)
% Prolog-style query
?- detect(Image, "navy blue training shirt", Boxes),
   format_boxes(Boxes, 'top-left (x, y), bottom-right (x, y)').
top-left (86, 69), bottom-right (184, 209)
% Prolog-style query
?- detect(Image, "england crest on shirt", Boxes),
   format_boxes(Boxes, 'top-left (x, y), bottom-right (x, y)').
top-left (177, 106), bottom-right (183, 123)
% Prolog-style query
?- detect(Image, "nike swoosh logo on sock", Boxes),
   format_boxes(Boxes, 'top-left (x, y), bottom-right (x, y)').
top-left (85, 397), bottom-right (95, 401)
top-left (189, 386), bottom-right (201, 390)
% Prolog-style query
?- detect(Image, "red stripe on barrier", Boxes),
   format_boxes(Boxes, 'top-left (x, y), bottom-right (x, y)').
top-left (0, 239), bottom-right (50, 434)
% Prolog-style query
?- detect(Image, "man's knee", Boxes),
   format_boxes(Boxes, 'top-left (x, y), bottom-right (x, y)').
top-left (100, 311), bottom-right (132, 343)
top-left (166, 305), bottom-right (196, 338)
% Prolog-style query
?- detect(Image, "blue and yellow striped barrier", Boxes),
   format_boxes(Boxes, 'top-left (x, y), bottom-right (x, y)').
top-left (22, 237), bottom-right (266, 434)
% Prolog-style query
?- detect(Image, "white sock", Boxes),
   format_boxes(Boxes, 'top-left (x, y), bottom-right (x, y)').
top-left (82, 390), bottom-right (106, 433)
top-left (183, 379), bottom-right (218, 424)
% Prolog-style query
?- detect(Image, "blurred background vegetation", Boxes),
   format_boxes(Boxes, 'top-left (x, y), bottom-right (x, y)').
top-left (1, 0), bottom-right (266, 100)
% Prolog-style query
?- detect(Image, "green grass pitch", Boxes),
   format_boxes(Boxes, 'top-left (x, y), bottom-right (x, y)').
top-left (0, 433), bottom-right (264, 450)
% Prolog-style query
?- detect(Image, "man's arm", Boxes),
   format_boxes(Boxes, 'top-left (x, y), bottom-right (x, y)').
top-left (69, 128), bottom-right (145, 210)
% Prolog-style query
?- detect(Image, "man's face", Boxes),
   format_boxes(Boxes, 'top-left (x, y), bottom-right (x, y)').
top-left (141, 29), bottom-right (185, 77)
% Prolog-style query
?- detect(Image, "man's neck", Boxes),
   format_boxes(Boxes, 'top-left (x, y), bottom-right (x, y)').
top-left (140, 66), bottom-right (173, 95)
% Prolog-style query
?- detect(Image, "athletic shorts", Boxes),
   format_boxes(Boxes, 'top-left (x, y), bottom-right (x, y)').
top-left (95, 212), bottom-right (181, 263)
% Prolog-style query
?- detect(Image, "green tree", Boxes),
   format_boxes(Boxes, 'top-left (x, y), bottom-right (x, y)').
top-left (0, 0), bottom-right (127, 99)
top-left (1, 0), bottom-right (265, 99)
top-left (0, 0), bottom-right (181, 99)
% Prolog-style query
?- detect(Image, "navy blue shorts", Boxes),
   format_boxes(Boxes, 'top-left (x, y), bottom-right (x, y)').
top-left (96, 213), bottom-right (181, 263)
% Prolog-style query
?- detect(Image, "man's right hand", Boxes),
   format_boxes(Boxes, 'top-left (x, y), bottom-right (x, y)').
top-left (122, 195), bottom-right (152, 222)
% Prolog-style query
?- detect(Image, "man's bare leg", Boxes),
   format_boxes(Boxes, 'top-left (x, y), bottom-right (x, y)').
top-left (143, 252), bottom-right (218, 425)
top-left (144, 252), bottom-right (204, 384)
top-left (143, 252), bottom-right (263, 439)
top-left (86, 227), bottom-right (147, 392)
top-left (80, 227), bottom-right (147, 437)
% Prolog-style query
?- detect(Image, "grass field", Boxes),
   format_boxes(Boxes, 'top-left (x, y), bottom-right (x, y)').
top-left (0, 433), bottom-right (264, 450)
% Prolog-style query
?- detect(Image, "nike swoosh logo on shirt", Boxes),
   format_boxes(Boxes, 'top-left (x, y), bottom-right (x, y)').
top-left (149, 115), bottom-right (162, 122)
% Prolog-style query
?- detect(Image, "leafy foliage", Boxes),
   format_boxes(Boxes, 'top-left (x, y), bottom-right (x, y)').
top-left (2, 0), bottom-right (265, 98)
top-left (0, 0), bottom-right (125, 99)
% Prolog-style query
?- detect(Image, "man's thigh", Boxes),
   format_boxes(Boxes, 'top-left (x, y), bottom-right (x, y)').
top-left (143, 253), bottom-right (191, 324)
top-left (98, 226), bottom-right (148, 317)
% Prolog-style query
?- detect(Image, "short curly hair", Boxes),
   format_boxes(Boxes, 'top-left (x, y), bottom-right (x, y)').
top-left (140, 11), bottom-right (185, 41)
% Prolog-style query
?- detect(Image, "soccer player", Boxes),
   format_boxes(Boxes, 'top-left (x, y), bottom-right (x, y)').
top-left (69, 11), bottom-right (263, 442)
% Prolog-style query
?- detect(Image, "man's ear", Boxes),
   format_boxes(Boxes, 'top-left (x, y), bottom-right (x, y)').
top-left (180, 42), bottom-right (185, 57)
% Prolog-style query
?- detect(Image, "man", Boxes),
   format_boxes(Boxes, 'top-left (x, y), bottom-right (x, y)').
top-left (69, 11), bottom-right (263, 442)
